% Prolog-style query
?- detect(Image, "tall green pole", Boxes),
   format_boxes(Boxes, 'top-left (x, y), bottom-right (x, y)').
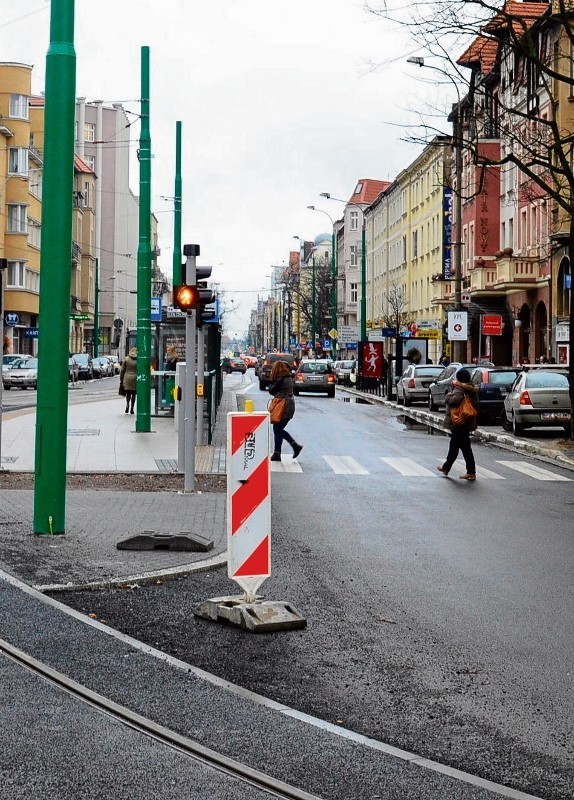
top-left (33, 0), bottom-right (76, 535)
top-left (172, 121), bottom-right (182, 286)
top-left (93, 257), bottom-right (99, 358)
top-left (360, 220), bottom-right (367, 341)
top-left (331, 227), bottom-right (337, 358)
top-left (311, 255), bottom-right (316, 354)
top-left (136, 46), bottom-right (152, 432)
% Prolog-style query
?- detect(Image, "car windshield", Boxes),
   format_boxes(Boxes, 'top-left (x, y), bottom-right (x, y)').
top-left (489, 371), bottom-right (519, 384)
top-left (3, 355), bottom-right (24, 365)
top-left (17, 358), bottom-right (38, 369)
top-left (341, 361), bottom-right (355, 368)
top-left (525, 372), bottom-right (569, 388)
top-left (74, 354), bottom-right (89, 364)
top-left (301, 362), bottom-right (330, 374)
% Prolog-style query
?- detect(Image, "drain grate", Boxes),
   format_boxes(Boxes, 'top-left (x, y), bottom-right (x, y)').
top-left (67, 429), bottom-right (100, 436)
top-left (155, 458), bottom-right (178, 472)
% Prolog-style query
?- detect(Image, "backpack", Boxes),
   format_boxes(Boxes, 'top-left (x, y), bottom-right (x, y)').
top-left (450, 393), bottom-right (478, 427)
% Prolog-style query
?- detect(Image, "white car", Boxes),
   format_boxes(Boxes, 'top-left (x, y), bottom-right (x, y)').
top-left (3, 358), bottom-right (38, 390)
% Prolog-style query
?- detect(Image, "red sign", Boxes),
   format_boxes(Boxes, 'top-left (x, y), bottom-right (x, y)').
top-left (482, 314), bottom-right (503, 336)
top-left (361, 341), bottom-right (384, 378)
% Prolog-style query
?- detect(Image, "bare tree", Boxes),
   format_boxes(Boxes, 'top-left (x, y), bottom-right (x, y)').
top-left (297, 254), bottom-right (333, 347)
top-left (367, 0), bottom-right (574, 435)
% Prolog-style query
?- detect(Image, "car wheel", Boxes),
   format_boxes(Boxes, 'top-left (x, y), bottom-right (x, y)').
top-left (20, 386), bottom-right (27, 390)
top-left (327, 388), bottom-right (335, 398)
top-left (428, 392), bottom-right (437, 411)
top-left (4, 386), bottom-right (11, 391)
top-left (500, 409), bottom-right (512, 432)
top-left (404, 394), bottom-right (412, 407)
top-left (293, 389), bottom-right (299, 396)
top-left (512, 414), bottom-right (525, 436)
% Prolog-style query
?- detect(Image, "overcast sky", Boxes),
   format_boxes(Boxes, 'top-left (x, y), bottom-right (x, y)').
top-left (4, 0), bottom-right (431, 338)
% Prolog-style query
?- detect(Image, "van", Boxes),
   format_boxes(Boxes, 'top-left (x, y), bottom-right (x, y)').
top-left (258, 352), bottom-right (297, 390)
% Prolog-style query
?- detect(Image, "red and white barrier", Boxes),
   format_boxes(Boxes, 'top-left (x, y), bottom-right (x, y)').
top-left (227, 412), bottom-right (270, 601)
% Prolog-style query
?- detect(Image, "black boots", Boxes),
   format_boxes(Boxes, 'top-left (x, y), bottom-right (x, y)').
top-left (292, 443), bottom-right (303, 458)
top-left (270, 452), bottom-right (281, 461)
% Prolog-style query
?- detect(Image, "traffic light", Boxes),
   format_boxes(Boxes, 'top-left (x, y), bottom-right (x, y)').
top-left (196, 266), bottom-right (216, 327)
top-left (173, 284), bottom-right (200, 312)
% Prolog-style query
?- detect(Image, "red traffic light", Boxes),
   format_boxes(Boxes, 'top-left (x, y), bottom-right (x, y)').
top-left (174, 284), bottom-right (199, 312)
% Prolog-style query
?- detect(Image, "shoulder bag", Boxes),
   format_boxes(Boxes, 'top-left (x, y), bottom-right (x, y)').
top-left (450, 393), bottom-right (477, 426)
top-left (268, 396), bottom-right (286, 424)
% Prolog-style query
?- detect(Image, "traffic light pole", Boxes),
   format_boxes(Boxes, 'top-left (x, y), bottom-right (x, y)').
top-left (196, 325), bottom-right (205, 446)
top-left (183, 245), bottom-right (199, 493)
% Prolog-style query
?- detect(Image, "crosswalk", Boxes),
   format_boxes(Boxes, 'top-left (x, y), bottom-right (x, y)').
top-left (270, 455), bottom-right (572, 482)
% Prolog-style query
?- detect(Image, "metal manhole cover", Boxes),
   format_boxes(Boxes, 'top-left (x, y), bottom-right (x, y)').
top-left (67, 429), bottom-right (101, 436)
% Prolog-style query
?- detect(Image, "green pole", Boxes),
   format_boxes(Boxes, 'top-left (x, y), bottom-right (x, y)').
top-left (93, 257), bottom-right (99, 358)
top-left (311, 255), bottom-right (316, 354)
top-left (331, 227), bottom-right (337, 358)
top-left (360, 220), bottom-right (367, 341)
top-left (136, 46), bottom-right (152, 432)
top-left (33, 0), bottom-right (76, 535)
top-left (172, 121), bottom-right (182, 286)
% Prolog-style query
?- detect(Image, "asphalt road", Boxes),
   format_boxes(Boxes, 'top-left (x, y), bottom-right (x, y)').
top-left (56, 373), bottom-right (574, 800)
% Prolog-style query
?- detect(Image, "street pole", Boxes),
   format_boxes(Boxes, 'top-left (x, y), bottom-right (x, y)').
top-left (183, 245), bottom-right (198, 492)
top-left (312, 255), bottom-right (316, 355)
top-left (452, 107), bottom-right (463, 363)
top-left (172, 120), bottom-right (182, 287)
top-left (136, 45), bottom-right (152, 433)
top-left (93, 257), bottom-right (99, 358)
top-left (33, 0), bottom-right (76, 535)
top-left (331, 226), bottom-right (337, 359)
top-left (0, 260), bottom-right (6, 467)
top-left (360, 220), bottom-right (367, 342)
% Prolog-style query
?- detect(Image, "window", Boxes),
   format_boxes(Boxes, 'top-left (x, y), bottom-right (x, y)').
top-left (84, 122), bottom-right (96, 142)
top-left (83, 154), bottom-right (95, 170)
top-left (29, 170), bottom-right (42, 199)
top-left (9, 147), bottom-right (28, 176)
top-left (25, 268), bottom-right (40, 293)
top-left (7, 261), bottom-right (26, 288)
top-left (7, 204), bottom-right (27, 233)
top-left (350, 245), bottom-right (357, 267)
top-left (412, 230), bottom-right (418, 258)
top-left (350, 210), bottom-right (358, 231)
top-left (83, 181), bottom-right (90, 208)
top-left (10, 94), bottom-right (28, 119)
top-left (350, 282), bottom-right (358, 303)
top-left (28, 218), bottom-right (41, 249)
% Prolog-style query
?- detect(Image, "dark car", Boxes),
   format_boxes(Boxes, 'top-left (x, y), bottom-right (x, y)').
top-left (428, 362), bottom-right (486, 411)
top-left (293, 359), bottom-right (336, 397)
top-left (469, 366), bottom-right (521, 422)
top-left (72, 353), bottom-right (93, 380)
top-left (258, 352), bottom-right (297, 390)
top-left (221, 357), bottom-right (246, 375)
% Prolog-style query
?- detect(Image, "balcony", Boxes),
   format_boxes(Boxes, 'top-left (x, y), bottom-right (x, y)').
top-left (72, 241), bottom-right (82, 263)
top-left (492, 255), bottom-right (546, 292)
top-left (431, 278), bottom-right (454, 305)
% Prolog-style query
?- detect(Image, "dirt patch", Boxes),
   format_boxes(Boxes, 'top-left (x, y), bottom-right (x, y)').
top-left (0, 471), bottom-right (226, 493)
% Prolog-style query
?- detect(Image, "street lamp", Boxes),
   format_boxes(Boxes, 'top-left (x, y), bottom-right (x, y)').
top-left (307, 205), bottom-right (337, 358)
top-left (319, 192), bottom-right (367, 342)
top-left (406, 56), bottom-right (464, 361)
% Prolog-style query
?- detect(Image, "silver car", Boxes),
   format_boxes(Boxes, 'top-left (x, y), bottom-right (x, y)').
top-left (3, 358), bottom-right (39, 390)
top-left (293, 359), bottom-right (336, 397)
top-left (501, 368), bottom-right (571, 435)
top-left (333, 359), bottom-right (356, 386)
top-left (396, 364), bottom-right (443, 406)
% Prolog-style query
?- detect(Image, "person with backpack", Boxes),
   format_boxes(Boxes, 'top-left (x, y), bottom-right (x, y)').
top-left (437, 368), bottom-right (479, 481)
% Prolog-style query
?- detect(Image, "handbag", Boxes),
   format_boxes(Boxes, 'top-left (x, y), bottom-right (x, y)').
top-left (450, 393), bottom-right (477, 426)
top-left (268, 396), bottom-right (286, 424)
top-left (118, 384), bottom-right (126, 397)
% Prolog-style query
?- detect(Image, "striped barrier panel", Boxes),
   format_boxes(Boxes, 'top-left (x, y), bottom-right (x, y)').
top-left (227, 412), bottom-right (271, 601)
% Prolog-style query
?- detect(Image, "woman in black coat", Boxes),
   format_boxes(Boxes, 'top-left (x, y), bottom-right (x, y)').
top-left (437, 368), bottom-right (479, 481)
top-left (268, 360), bottom-right (303, 462)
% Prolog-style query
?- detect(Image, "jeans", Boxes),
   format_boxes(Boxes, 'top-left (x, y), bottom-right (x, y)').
top-left (272, 420), bottom-right (295, 453)
top-left (443, 426), bottom-right (476, 474)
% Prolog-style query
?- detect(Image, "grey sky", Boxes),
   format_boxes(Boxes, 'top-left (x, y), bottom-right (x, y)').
top-left (4, 0), bottom-right (423, 337)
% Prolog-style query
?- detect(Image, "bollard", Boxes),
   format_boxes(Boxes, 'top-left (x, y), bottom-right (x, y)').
top-left (244, 399), bottom-right (254, 413)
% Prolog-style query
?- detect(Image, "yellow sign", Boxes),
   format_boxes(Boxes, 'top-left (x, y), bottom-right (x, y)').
top-left (416, 330), bottom-right (441, 339)
top-left (329, 328), bottom-right (338, 339)
top-left (197, 383), bottom-right (204, 396)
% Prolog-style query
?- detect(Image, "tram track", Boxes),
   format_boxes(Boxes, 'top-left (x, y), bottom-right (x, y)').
top-left (0, 634), bottom-right (324, 800)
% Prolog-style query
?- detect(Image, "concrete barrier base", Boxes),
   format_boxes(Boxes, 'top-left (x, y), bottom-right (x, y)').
top-left (193, 594), bottom-right (307, 633)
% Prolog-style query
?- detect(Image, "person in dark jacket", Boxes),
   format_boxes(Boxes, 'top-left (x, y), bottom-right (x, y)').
top-left (120, 347), bottom-right (137, 414)
top-left (268, 360), bottom-right (302, 462)
top-left (437, 367), bottom-right (479, 481)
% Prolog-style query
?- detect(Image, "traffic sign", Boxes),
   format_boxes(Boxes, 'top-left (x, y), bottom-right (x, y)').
top-left (447, 311), bottom-right (468, 341)
top-left (482, 314), bottom-right (503, 336)
top-left (5, 312), bottom-right (19, 326)
top-left (71, 314), bottom-right (89, 321)
top-left (329, 328), bottom-right (338, 339)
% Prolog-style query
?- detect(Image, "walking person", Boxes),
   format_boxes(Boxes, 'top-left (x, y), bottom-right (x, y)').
top-left (268, 360), bottom-right (303, 462)
top-left (437, 368), bottom-right (479, 481)
top-left (120, 347), bottom-right (137, 414)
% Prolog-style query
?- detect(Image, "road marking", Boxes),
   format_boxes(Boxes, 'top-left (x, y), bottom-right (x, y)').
top-left (323, 455), bottom-right (369, 475)
top-left (497, 460), bottom-right (572, 482)
top-left (270, 456), bottom-right (303, 473)
top-left (380, 457), bottom-right (436, 477)
top-left (451, 460), bottom-right (505, 480)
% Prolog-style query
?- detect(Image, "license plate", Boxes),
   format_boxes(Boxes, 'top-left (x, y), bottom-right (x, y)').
top-left (421, 382), bottom-right (430, 388)
top-left (308, 376), bottom-right (322, 381)
top-left (541, 412), bottom-right (570, 420)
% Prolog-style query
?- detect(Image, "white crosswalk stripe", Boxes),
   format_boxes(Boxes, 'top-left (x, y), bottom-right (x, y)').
top-left (323, 455), bottom-right (369, 475)
top-left (270, 456), bottom-right (303, 473)
top-left (497, 460), bottom-right (572, 482)
top-left (450, 460), bottom-right (505, 480)
top-left (380, 457), bottom-right (437, 477)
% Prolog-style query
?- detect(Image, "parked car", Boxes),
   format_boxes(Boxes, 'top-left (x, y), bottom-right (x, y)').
top-left (258, 352), bottom-right (297, 390)
top-left (72, 353), bottom-right (93, 380)
top-left (501, 368), bottom-right (571, 435)
top-left (68, 357), bottom-right (80, 382)
top-left (2, 358), bottom-right (38, 390)
top-left (93, 356), bottom-right (113, 377)
top-left (333, 359), bottom-right (356, 386)
top-left (468, 366), bottom-right (521, 422)
top-left (242, 355), bottom-right (258, 368)
top-left (293, 359), bottom-right (336, 397)
top-left (107, 355), bottom-right (121, 374)
top-left (396, 364), bottom-right (443, 406)
top-left (2, 354), bottom-right (32, 373)
top-left (427, 362), bottom-right (484, 411)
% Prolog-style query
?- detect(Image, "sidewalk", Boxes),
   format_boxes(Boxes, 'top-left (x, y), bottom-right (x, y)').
top-left (0, 390), bottom-right (236, 592)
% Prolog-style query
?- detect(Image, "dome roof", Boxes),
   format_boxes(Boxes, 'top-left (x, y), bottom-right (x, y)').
top-left (313, 233), bottom-right (331, 246)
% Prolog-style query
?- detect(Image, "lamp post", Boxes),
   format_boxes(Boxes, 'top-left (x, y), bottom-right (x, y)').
top-left (406, 57), bottom-right (464, 362)
top-left (307, 205), bottom-right (337, 358)
top-left (319, 193), bottom-right (367, 342)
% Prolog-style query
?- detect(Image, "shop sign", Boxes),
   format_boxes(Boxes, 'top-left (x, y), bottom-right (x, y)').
top-left (481, 314), bottom-right (503, 336)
